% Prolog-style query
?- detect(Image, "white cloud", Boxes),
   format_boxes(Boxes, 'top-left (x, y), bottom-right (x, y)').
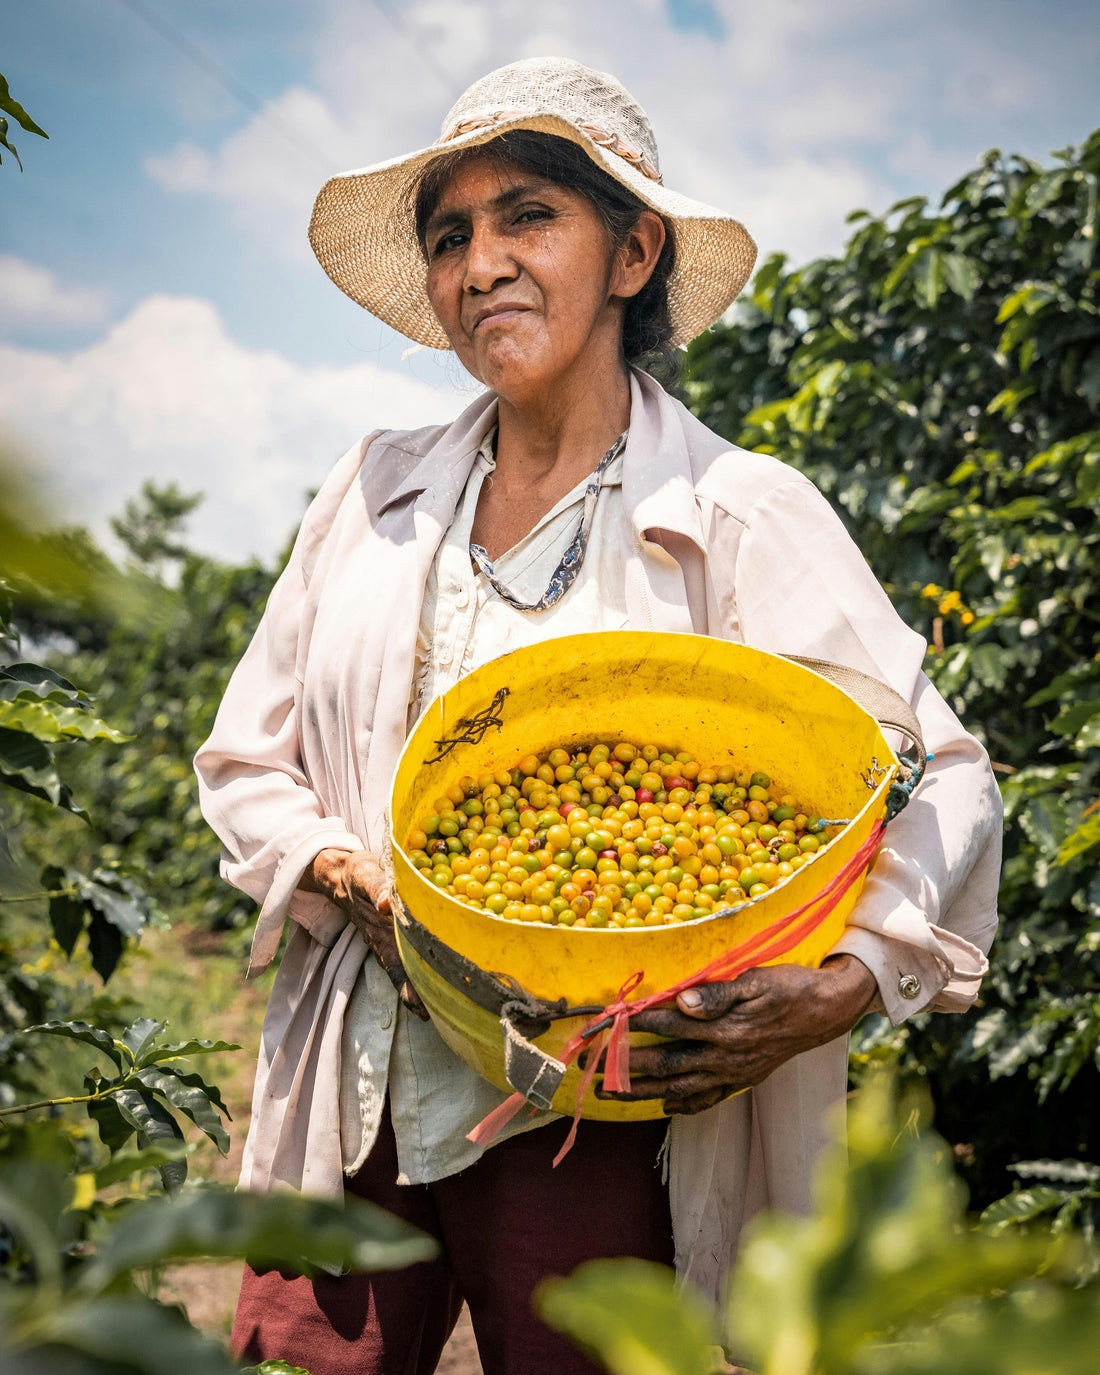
top-left (0, 256), bottom-right (112, 331)
top-left (146, 86), bottom-right (357, 261)
top-left (0, 295), bottom-right (463, 561)
top-left (142, 0), bottom-right (1074, 285)
top-left (144, 0), bottom-right (907, 269)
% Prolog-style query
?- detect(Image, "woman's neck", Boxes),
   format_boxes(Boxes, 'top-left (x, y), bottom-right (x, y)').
top-left (492, 353), bottom-right (632, 495)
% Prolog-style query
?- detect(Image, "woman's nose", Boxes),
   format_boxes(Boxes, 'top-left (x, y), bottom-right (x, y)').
top-left (462, 225), bottom-right (519, 295)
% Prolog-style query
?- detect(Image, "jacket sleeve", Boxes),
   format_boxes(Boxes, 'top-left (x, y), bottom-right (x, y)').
top-left (194, 435), bottom-right (380, 976)
top-left (723, 477), bottom-right (1002, 1024)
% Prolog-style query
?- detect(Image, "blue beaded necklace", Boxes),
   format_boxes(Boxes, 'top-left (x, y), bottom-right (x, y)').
top-left (468, 430), bottom-right (627, 613)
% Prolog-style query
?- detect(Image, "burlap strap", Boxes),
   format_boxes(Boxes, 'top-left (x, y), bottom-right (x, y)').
top-left (782, 655), bottom-right (926, 820)
top-left (393, 898), bottom-right (602, 1108)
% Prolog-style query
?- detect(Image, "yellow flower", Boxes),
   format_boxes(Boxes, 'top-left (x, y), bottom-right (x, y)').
top-left (961, 610), bottom-right (975, 626)
top-left (921, 583), bottom-right (942, 599)
top-left (938, 591), bottom-right (962, 614)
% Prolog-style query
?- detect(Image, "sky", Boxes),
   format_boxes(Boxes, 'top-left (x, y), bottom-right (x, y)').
top-left (2, 0), bottom-right (1098, 562)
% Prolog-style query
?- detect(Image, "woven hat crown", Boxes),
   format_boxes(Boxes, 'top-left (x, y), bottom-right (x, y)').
top-left (439, 57), bottom-right (660, 180)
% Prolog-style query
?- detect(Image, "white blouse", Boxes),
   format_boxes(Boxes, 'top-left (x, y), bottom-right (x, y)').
top-left (341, 427), bottom-right (632, 1182)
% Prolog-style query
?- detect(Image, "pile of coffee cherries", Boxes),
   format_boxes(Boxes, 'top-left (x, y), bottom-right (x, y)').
top-left (405, 741), bottom-right (838, 928)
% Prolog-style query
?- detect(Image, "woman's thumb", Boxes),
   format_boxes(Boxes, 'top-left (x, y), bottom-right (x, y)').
top-left (676, 981), bottom-right (743, 1019)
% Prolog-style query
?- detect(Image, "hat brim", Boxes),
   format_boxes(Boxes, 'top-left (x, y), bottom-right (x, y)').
top-left (308, 111), bottom-right (757, 351)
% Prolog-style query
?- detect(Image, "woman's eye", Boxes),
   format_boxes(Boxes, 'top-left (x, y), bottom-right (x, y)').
top-left (432, 231), bottom-right (467, 258)
top-left (516, 207), bottom-right (552, 225)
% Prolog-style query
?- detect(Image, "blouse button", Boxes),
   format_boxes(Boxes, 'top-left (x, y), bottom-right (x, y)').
top-left (379, 1009), bottom-right (393, 1030)
top-left (898, 973), bottom-right (921, 1000)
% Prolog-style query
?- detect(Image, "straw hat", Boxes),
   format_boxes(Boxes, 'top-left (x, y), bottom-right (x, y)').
top-left (308, 56), bottom-right (757, 351)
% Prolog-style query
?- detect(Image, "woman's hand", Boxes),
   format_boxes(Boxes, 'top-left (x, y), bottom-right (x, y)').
top-left (596, 955), bottom-right (877, 1115)
top-left (301, 849), bottom-right (429, 1020)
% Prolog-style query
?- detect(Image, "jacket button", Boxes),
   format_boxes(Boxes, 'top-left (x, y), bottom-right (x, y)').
top-left (380, 1009), bottom-right (394, 1030)
top-left (898, 973), bottom-right (921, 1000)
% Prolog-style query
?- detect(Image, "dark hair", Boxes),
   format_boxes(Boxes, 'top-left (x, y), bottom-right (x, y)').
top-left (412, 130), bottom-right (677, 367)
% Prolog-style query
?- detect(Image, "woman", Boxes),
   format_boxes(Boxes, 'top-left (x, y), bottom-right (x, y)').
top-left (196, 56), bottom-right (1002, 1375)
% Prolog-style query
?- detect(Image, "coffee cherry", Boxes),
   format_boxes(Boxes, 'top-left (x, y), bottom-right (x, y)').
top-left (407, 741), bottom-right (838, 926)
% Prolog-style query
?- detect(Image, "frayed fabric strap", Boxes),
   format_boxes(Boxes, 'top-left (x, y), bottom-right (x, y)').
top-left (394, 900), bottom-right (602, 1107)
top-left (501, 1008), bottom-right (567, 1111)
top-left (782, 655), bottom-right (926, 820)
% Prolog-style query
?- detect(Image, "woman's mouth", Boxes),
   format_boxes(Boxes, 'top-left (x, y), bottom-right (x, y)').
top-left (473, 306), bottom-right (529, 331)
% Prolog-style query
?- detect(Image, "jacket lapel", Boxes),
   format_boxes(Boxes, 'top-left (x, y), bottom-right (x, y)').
top-left (622, 370), bottom-right (707, 634)
top-left (359, 395), bottom-right (497, 848)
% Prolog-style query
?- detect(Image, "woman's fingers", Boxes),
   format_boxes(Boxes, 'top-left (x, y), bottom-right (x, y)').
top-left (664, 1086), bottom-right (730, 1115)
top-left (596, 1069), bottom-right (724, 1102)
top-left (630, 1007), bottom-right (733, 1042)
top-left (343, 851), bottom-right (391, 909)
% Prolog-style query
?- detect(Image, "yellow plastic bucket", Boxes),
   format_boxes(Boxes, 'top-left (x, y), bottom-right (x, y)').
top-left (390, 631), bottom-right (900, 1120)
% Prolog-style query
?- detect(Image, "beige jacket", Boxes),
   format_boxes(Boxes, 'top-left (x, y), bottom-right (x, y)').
top-left (195, 370), bottom-right (1002, 1302)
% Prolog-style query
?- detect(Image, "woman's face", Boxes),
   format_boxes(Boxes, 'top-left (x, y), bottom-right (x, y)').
top-left (422, 155), bottom-right (650, 400)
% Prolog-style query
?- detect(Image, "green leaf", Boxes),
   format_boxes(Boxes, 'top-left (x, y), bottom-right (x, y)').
top-left (20, 1019), bottom-right (125, 1069)
top-left (1012, 1159), bottom-right (1100, 1185)
top-left (0, 662), bottom-right (85, 704)
top-left (123, 1017), bottom-right (167, 1061)
top-left (1026, 662), bottom-right (1100, 705)
top-left (857, 1280), bottom-right (1100, 1375)
top-left (0, 74), bottom-right (49, 138)
top-left (728, 1077), bottom-right (1046, 1375)
top-left (0, 696), bottom-right (129, 743)
top-left (996, 282), bottom-right (1053, 323)
top-left (135, 1065), bottom-right (231, 1155)
top-left (87, 907), bottom-right (125, 981)
top-left (149, 1058), bottom-right (231, 1116)
top-left (113, 1087), bottom-right (188, 1193)
top-left (87, 1094), bottom-right (137, 1154)
top-left (0, 113), bottom-right (23, 170)
top-left (245, 1365), bottom-right (313, 1375)
top-left (82, 874), bottom-right (150, 938)
top-left (1074, 716), bottom-right (1100, 750)
top-left (1080, 348), bottom-right (1100, 408)
top-left (46, 886), bottom-right (85, 957)
top-left (27, 1295), bottom-right (239, 1375)
top-left (1057, 813), bottom-right (1100, 865)
top-left (79, 1184), bottom-right (439, 1291)
top-left (93, 1141), bottom-right (191, 1191)
top-left (0, 725), bottom-right (85, 816)
top-left (138, 1037), bottom-right (241, 1067)
top-left (987, 385), bottom-right (1036, 418)
top-left (914, 249), bottom-right (946, 308)
top-left (881, 242), bottom-right (926, 298)
top-left (979, 1185), bottom-right (1067, 1231)
top-left (943, 253), bottom-right (981, 301)
top-left (1049, 697), bottom-right (1100, 736)
top-left (538, 1259), bottom-right (720, 1375)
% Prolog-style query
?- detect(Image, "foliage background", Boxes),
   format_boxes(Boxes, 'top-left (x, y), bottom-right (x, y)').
top-left (685, 129), bottom-right (1100, 1204)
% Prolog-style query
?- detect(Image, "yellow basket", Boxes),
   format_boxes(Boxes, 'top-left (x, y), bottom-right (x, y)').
top-left (390, 631), bottom-right (901, 1120)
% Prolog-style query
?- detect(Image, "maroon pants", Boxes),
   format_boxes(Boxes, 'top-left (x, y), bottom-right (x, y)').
top-left (232, 1103), bottom-right (673, 1375)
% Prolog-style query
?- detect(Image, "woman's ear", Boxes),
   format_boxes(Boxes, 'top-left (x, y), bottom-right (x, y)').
top-left (612, 210), bottom-right (666, 301)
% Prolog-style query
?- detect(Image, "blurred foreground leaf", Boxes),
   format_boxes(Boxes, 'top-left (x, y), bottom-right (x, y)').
top-left (728, 1076), bottom-right (1051, 1375)
top-left (80, 1183), bottom-right (438, 1290)
top-left (539, 1258), bottom-right (722, 1375)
